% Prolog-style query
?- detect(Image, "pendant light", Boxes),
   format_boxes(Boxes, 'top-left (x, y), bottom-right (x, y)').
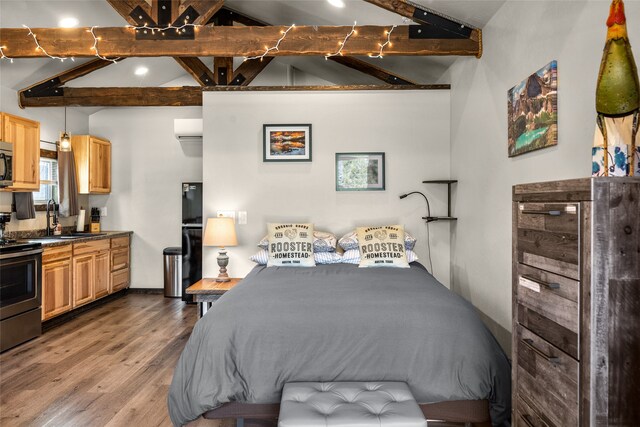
top-left (59, 107), bottom-right (71, 152)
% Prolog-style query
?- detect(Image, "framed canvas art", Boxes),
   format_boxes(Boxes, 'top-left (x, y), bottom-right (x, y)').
top-left (508, 60), bottom-right (558, 157)
top-left (263, 124), bottom-right (312, 162)
top-left (335, 152), bottom-right (385, 191)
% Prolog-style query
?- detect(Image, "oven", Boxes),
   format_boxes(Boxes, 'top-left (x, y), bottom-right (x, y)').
top-left (0, 243), bottom-right (43, 352)
top-left (0, 141), bottom-right (14, 188)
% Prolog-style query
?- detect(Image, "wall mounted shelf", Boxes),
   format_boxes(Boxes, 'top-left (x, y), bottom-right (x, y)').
top-left (422, 180), bottom-right (457, 223)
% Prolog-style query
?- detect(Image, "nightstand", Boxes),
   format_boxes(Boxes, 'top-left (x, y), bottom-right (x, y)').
top-left (186, 278), bottom-right (242, 317)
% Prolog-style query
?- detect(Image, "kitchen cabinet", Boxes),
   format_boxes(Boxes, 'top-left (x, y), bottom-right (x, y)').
top-left (0, 112), bottom-right (40, 191)
top-left (73, 254), bottom-right (94, 307)
top-left (70, 135), bottom-right (111, 194)
top-left (42, 245), bottom-right (73, 321)
top-left (94, 250), bottom-right (111, 298)
top-left (111, 236), bottom-right (130, 292)
top-left (42, 235), bottom-right (131, 321)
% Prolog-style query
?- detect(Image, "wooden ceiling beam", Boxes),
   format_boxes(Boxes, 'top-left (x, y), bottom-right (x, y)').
top-left (19, 86), bottom-right (204, 107)
top-left (327, 56), bottom-right (416, 85)
top-left (174, 57), bottom-right (216, 86)
top-left (19, 84), bottom-right (449, 107)
top-left (214, 57), bottom-right (234, 85)
top-left (0, 26), bottom-right (481, 58)
top-left (363, 0), bottom-right (482, 57)
top-left (182, 0), bottom-right (225, 25)
top-left (18, 58), bottom-right (123, 102)
top-left (229, 57), bottom-right (274, 86)
top-left (106, 0), bottom-right (152, 26)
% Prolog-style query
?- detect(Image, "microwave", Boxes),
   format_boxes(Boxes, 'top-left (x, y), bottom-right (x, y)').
top-left (0, 141), bottom-right (13, 188)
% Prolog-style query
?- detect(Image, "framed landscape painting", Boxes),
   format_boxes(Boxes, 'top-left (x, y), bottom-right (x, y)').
top-left (335, 152), bottom-right (385, 191)
top-left (508, 60), bottom-right (558, 157)
top-left (263, 124), bottom-right (312, 162)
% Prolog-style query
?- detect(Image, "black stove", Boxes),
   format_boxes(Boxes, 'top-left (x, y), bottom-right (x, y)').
top-left (0, 241), bottom-right (42, 254)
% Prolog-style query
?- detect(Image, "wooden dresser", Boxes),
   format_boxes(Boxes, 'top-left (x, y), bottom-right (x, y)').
top-left (512, 178), bottom-right (639, 427)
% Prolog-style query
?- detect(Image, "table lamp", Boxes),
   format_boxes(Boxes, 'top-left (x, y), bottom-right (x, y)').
top-left (204, 216), bottom-right (238, 282)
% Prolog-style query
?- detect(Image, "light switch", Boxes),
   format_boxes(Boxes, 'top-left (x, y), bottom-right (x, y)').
top-left (238, 211), bottom-right (247, 225)
top-left (101, 207), bottom-right (108, 217)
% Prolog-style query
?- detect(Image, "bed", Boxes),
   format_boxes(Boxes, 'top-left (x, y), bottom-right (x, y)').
top-left (168, 263), bottom-right (511, 426)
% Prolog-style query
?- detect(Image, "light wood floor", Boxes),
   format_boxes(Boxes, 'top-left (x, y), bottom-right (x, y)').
top-left (0, 294), bottom-right (231, 427)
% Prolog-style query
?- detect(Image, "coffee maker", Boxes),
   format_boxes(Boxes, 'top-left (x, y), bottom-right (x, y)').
top-left (0, 212), bottom-right (14, 244)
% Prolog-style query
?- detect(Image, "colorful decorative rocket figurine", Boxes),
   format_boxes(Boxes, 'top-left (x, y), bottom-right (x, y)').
top-left (593, 0), bottom-right (640, 177)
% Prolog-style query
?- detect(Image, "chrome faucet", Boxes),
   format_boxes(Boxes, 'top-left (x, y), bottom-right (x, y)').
top-left (46, 199), bottom-right (58, 236)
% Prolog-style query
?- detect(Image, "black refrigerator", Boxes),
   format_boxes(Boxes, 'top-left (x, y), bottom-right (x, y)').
top-left (181, 182), bottom-right (203, 303)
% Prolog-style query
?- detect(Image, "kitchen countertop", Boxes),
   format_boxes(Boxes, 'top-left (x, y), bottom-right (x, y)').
top-left (19, 231), bottom-right (133, 248)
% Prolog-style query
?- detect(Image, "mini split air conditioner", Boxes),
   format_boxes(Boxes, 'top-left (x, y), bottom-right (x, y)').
top-left (174, 119), bottom-right (203, 143)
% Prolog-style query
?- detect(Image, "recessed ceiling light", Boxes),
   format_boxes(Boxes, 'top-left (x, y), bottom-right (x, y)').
top-left (58, 17), bottom-right (79, 28)
top-left (327, 0), bottom-right (345, 8)
top-left (134, 66), bottom-right (149, 76)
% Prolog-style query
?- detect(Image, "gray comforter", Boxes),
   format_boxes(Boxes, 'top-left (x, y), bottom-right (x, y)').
top-left (168, 263), bottom-right (511, 426)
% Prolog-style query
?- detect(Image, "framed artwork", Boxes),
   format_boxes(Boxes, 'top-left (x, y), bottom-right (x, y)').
top-left (263, 124), bottom-right (312, 162)
top-left (335, 152), bottom-right (385, 191)
top-left (508, 60), bottom-right (558, 157)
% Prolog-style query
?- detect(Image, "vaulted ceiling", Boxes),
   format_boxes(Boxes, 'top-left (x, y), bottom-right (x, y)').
top-left (0, 0), bottom-right (505, 107)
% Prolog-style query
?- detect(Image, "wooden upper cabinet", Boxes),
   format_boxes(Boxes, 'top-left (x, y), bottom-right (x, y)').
top-left (70, 135), bottom-right (111, 194)
top-left (1, 112), bottom-right (40, 191)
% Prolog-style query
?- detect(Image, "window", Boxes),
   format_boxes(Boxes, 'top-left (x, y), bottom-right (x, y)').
top-left (33, 157), bottom-right (59, 204)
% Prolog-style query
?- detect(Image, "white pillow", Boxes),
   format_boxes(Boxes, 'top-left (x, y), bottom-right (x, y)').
top-left (266, 223), bottom-right (316, 267)
top-left (251, 250), bottom-right (342, 265)
top-left (338, 230), bottom-right (417, 251)
top-left (342, 249), bottom-right (419, 265)
top-left (356, 225), bottom-right (409, 268)
top-left (258, 230), bottom-right (337, 253)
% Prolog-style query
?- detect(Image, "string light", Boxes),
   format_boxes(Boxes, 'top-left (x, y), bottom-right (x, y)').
top-left (244, 24), bottom-right (295, 62)
top-left (88, 26), bottom-right (118, 63)
top-left (0, 46), bottom-right (13, 63)
top-left (127, 20), bottom-right (199, 36)
top-left (369, 25), bottom-right (397, 59)
top-left (325, 21), bottom-right (357, 59)
top-left (23, 25), bottom-right (71, 62)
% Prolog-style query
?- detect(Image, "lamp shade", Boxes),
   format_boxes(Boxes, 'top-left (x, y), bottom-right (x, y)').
top-left (203, 217), bottom-right (238, 247)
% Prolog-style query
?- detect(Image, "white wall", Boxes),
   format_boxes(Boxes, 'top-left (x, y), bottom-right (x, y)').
top-left (202, 90), bottom-right (452, 285)
top-left (447, 0), bottom-right (640, 350)
top-left (89, 107), bottom-right (203, 288)
top-left (0, 84), bottom-right (90, 232)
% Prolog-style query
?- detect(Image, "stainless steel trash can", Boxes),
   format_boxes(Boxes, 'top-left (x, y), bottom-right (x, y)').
top-left (163, 247), bottom-right (182, 298)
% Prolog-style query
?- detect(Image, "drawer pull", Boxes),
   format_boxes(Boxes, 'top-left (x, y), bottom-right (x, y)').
top-left (521, 210), bottom-right (563, 216)
top-left (521, 275), bottom-right (560, 290)
top-left (522, 338), bottom-right (560, 365)
top-left (520, 414), bottom-right (536, 427)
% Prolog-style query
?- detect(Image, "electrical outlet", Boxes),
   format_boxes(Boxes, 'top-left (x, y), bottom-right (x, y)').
top-left (238, 211), bottom-right (247, 225)
top-left (101, 207), bottom-right (108, 217)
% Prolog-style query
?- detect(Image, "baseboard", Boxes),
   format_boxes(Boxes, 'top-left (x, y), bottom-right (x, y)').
top-left (126, 288), bottom-right (164, 295)
top-left (43, 289), bottom-right (127, 332)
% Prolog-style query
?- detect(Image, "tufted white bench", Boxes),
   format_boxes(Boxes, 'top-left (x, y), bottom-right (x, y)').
top-left (278, 382), bottom-right (428, 427)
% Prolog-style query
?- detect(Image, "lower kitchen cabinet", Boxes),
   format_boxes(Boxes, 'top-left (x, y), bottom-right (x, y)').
top-left (73, 254), bottom-right (94, 307)
top-left (42, 235), bottom-right (131, 321)
top-left (94, 250), bottom-right (111, 298)
top-left (42, 252), bottom-right (73, 321)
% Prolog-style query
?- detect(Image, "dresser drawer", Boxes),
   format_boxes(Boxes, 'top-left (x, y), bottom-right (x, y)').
top-left (516, 263), bottom-right (579, 358)
top-left (515, 396), bottom-right (551, 427)
top-left (516, 203), bottom-right (580, 280)
top-left (516, 325), bottom-right (578, 427)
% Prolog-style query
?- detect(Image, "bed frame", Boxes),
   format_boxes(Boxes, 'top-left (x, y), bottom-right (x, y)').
top-left (204, 400), bottom-right (492, 426)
